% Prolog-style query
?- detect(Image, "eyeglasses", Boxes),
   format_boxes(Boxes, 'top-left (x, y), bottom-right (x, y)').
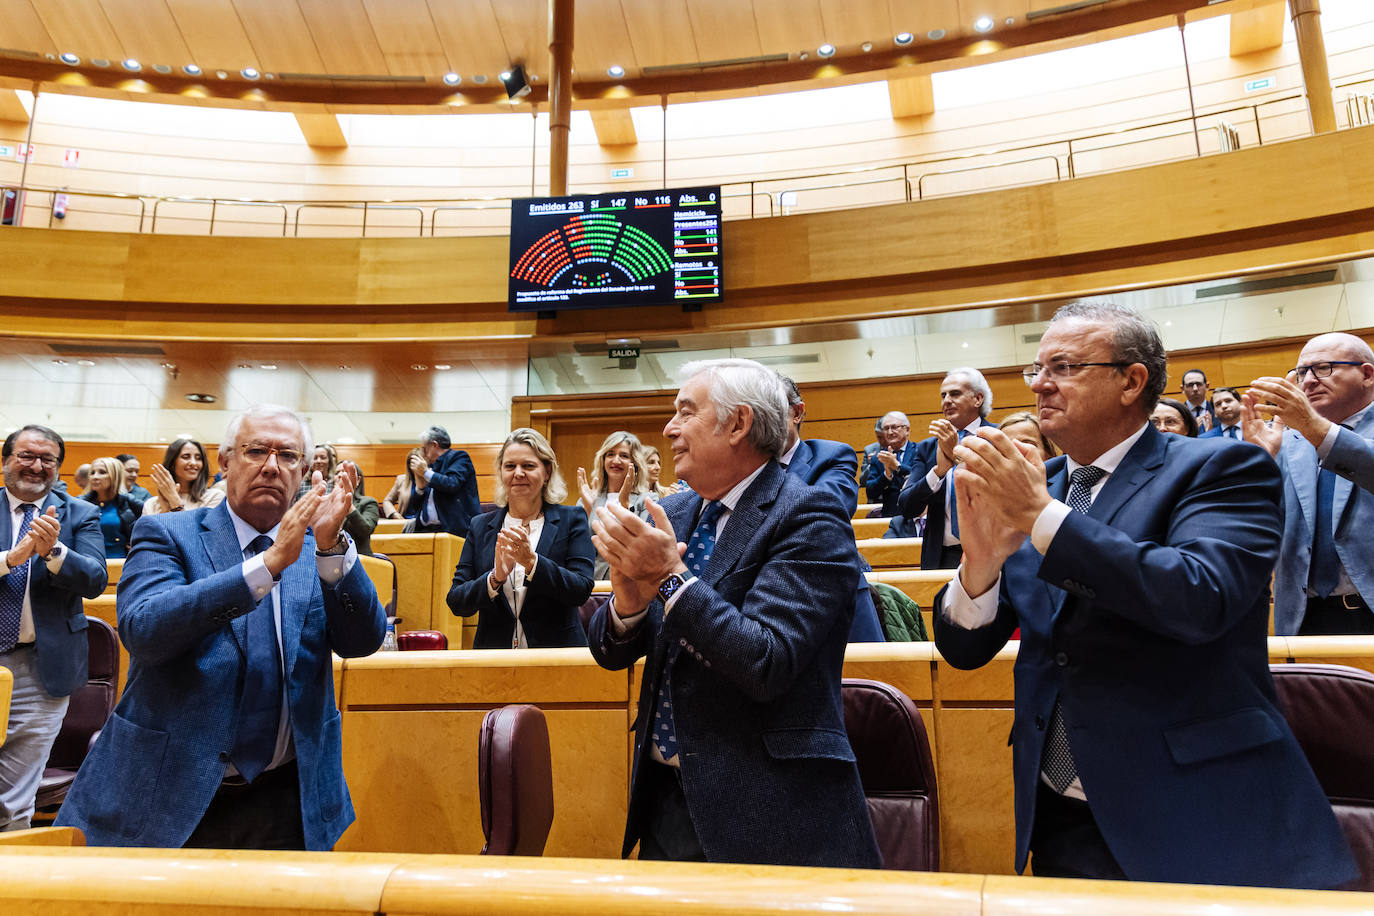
top-left (10, 451), bottom-right (58, 469)
top-left (1022, 361), bottom-right (1131, 386)
top-left (880, 424), bottom-right (909, 432)
top-left (236, 444), bottom-right (304, 470)
top-left (1288, 361), bottom-right (1364, 382)
top-left (1182, 380), bottom-right (1208, 389)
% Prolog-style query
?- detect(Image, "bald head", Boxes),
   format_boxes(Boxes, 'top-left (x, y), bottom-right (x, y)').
top-left (1296, 332), bottom-right (1374, 422)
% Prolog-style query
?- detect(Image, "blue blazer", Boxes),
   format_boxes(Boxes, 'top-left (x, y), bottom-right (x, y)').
top-left (1199, 425), bottom-right (1245, 441)
top-left (897, 419), bottom-right (995, 570)
top-left (0, 487), bottom-right (108, 696)
top-left (57, 502), bottom-right (386, 850)
top-left (861, 439), bottom-right (921, 513)
top-left (1273, 409), bottom-right (1374, 634)
top-left (934, 426), bottom-right (1354, 888)
top-left (447, 503), bottom-right (594, 649)
top-left (422, 448), bottom-right (482, 537)
top-left (587, 461), bottom-right (881, 867)
top-left (786, 439), bottom-right (883, 642)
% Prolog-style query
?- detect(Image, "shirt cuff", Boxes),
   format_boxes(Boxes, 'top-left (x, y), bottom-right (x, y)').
top-left (941, 566), bottom-right (1002, 629)
top-left (926, 468), bottom-right (945, 491)
top-left (316, 537), bottom-right (357, 585)
top-left (423, 468), bottom-right (435, 482)
top-left (242, 553), bottom-right (277, 602)
top-left (1030, 500), bottom-right (1073, 555)
top-left (1318, 421), bottom-right (1342, 460)
top-left (606, 594), bottom-right (647, 637)
top-left (44, 541), bottom-right (66, 573)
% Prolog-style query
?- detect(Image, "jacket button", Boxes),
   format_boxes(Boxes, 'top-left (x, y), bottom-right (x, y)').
top-left (694, 652), bottom-right (703, 661)
top-left (1035, 715), bottom-right (1045, 730)
top-left (679, 638), bottom-right (688, 647)
top-left (1054, 652), bottom-right (1069, 667)
top-left (218, 751), bottom-right (229, 762)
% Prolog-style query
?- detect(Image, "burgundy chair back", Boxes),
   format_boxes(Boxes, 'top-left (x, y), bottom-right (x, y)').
top-left (396, 630), bottom-right (448, 650)
top-left (578, 594), bottom-right (609, 637)
top-left (479, 704), bottom-right (554, 856)
top-left (842, 677), bottom-right (939, 871)
top-left (36, 616), bottom-right (119, 809)
top-left (1272, 663), bottom-right (1374, 890)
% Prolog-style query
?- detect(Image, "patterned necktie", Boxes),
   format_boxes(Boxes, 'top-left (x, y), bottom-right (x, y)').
top-left (230, 533), bottom-right (283, 783)
top-left (1310, 467), bottom-right (1340, 598)
top-left (652, 500), bottom-right (725, 761)
top-left (1228, 426), bottom-right (1240, 441)
top-left (1044, 466), bottom-right (1106, 793)
top-left (948, 429), bottom-right (969, 539)
top-left (0, 504), bottom-right (36, 651)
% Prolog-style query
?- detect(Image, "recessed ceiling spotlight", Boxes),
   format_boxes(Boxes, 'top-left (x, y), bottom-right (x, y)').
top-left (215, 70), bottom-right (228, 80)
top-left (186, 393), bottom-right (217, 403)
top-left (183, 64), bottom-right (201, 75)
top-left (51, 359), bottom-right (68, 366)
top-left (337, 364), bottom-right (351, 370)
top-left (861, 41), bottom-right (873, 52)
top-left (76, 358), bottom-right (96, 366)
top-left (59, 52), bottom-right (79, 65)
top-left (499, 70), bottom-right (512, 81)
top-left (960, 341), bottom-right (970, 349)
top-left (817, 43), bottom-right (836, 58)
top-left (259, 364), bottom-right (277, 370)
top-left (927, 28), bottom-right (946, 40)
top-left (608, 64), bottom-right (625, 78)
top-left (443, 72), bottom-right (461, 85)
top-left (974, 16), bottom-right (994, 32)
top-left (799, 50), bottom-right (809, 60)
top-left (91, 58), bottom-right (110, 68)
top-left (122, 58), bottom-right (141, 71)
top-left (411, 364), bottom-right (429, 371)
top-left (236, 363), bottom-right (251, 369)
top-left (472, 74), bottom-right (488, 84)
top-left (1005, 17), bottom-right (1015, 25)
top-left (152, 63), bottom-right (171, 74)
top-left (160, 362), bottom-right (177, 369)
top-left (241, 67), bottom-right (260, 80)
top-left (434, 364), bottom-right (452, 370)
top-left (894, 32), bottom-right (914, 46)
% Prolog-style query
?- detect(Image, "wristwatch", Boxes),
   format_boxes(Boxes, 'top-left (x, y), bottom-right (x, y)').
top-left (657, 572), bottom-right (694, 604)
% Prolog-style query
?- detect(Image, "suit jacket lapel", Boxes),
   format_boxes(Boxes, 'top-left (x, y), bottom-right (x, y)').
top-left (201, 502), bottom-right (251, 655)
top-left (280, 533), bottom-right (314, 677)
top-left (0, 489), bottom-right (12, 547)
top-left (1332, 412), bottom-right (1374, 528)
top-left (1084, 427), bottom-right (1162, 527)
top-left (532, 506), bottom-right (558, 554)
top-left (704, 462), bottom-right (782, 585)
top-left (786, 441), bottom-right (813, 481)
top-left (1287, 430), bottom-right (1319, 540)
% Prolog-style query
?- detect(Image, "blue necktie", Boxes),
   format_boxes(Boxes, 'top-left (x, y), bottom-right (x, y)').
top-left (1227, 426), bottom-right (1240, 440)
top-left (1311, 467), bottom-right (1340, 598)
top-left (0, 504), bottom-right (36, 651)
top-left (948, 429), bottom-right (969, 539)
top-left (230, 533), bottom-right (283, 782)
top-left (652, 500), bottom-right (724, 761)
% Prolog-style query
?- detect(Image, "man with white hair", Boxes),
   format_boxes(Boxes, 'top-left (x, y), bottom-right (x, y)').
top-left (861, 410), bottom-right (916, 515)
top-left (59, 404), bottom-right (386, 850)
top-left (897, 367), bottom-right (996, 569)
top-left (587, 358), bottom-right (879, 868)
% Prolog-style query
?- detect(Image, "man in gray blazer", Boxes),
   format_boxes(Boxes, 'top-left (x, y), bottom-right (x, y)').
top-left (1247, 332), bottom-right (1374, 634)
top-left (0, 424), bottom-right (107, 831)
top-left (59, 405), bottom-right (385, 849)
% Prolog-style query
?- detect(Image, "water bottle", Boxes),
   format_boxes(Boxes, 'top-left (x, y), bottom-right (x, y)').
top-left (381, 616), bottom-right (399, 652)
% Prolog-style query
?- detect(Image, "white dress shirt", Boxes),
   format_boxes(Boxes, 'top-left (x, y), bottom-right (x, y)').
top-left (923, 417), bottom-right (988, 547)
top-left (484, 513), bottom-right (544, 649)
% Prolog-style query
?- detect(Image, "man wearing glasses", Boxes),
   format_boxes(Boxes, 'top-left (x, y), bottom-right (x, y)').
top-left (934, 301), bottom-right (1352, 887)
top-left (1180, 369), bottom-right (1215, 432)
top-left (1245, 332), bottom-right (1374, 635)
top-left (861, 411), bottom-right (915, 515)
top-left (0, 425), bottom-right (107, 832)
top-left (59, 404), bottom-right (386, 849)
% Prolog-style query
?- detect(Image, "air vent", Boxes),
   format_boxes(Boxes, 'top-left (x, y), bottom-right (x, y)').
top-left (1026, 1), bottom-right (1109, 20)
top-left (1194, 269), bottom-right (1337, 299)
top-left (751, 354), bottom-right (820, 366)
top-left (0, 48), bottom-right (41, 60)
top-left (1020, 332), bottom-right (1044, 345)
top-left (643, 53), bottom-right (790, 75)
top-left (276, 72), bottom-right (427, 83)
top-left (49, 342), bottom-right (167, 356)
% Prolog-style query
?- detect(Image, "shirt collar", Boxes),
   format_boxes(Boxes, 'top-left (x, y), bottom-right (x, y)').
top-left (960, 417), bottom-right (983, 435)
top-left (779, 439), bottom-right (801, 467)
top-left (226, 503), bottom-right (282, 552)
top-left (715, 461), bottom-right (769, 514)
top-left (5, 488), bottom-right (48, 514)
top-left (1066, 422), bottom-right (1150, 478)
top-left (1342, 402), bottom-right (1373, 428)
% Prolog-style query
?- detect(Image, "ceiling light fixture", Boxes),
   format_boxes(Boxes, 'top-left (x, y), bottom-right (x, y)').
top-left (51, 359), bottom-right (68, 366)
top-left (974, 16), bottom-right (994, 32)
top-left (608, 64), bottom-right (625, 78)
top-left (122, 58), bottom-right (141, 71)
top-left (443, 72), bottom-right (461, 85)
top-left (817, 43), bottom-right (836, 58)
top-left (76, 359), bottom-right (96, 366)
top-left (186, 393), bottom-right (217, 403)
top-left (259, 364), bottom-right (277, 370)
top-left (241, 67), bottom-right (260, 80)
top-left (500, 64), bottom-right (530, 99)
top-left (472, 74), bottom-right (488, 84)
top-left (434, 364), bottom-right (452, 370)
top-left (927, 28), bottom-right (946, 40)
top-left (894, 32), bottom-right (914, 46)
top-left (861, 41), bottom-right (873, 52)
top-left (59, 52), bottom-right (79, 65)
top-left (91, 58), bottom-right (110, 68)
top-left (411, 364), bottom-right (428, 371)
top-left (152, 63), bottom-right (171, 74)
top-left (183, 63), bottom-right (201, 75)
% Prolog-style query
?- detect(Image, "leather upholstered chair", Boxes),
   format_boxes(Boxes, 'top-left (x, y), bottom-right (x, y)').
top-left (35, 616), bottom-right (120, 810)
top-left (842, 678), bottom-right (939, 870)
top-left (578, 594), bottom-right (609, 637)
top-left (396, 630), bottom-right (448, 650)
top-left (1272, 663), bottom-right (1374, 890)
top-left (479, 704), bottom-right (554, 856)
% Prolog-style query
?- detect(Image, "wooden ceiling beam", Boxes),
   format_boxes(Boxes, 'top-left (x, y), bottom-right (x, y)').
top-left (294, 112), bottom-right (348, 147)
top-left (888, 74), bottom-right (933, 119)
top-left (0, 90), bottom-right (29, 124)
top-left (589, 108), bottom-right (637, 146)
top-left (1229, 0), bottom-right (1286, 57)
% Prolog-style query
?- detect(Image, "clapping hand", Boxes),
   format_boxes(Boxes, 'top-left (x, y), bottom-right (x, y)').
top-left (149, 462), bottom-right (181, 509)
top-left (577, 467), bottom-right (597, 515)
top-left (930, 418), bottom-right (958, 475)
top-left (1240, 390), bottom-right (1285, 458)
top-left (498, 519), bottom-right (537, 575)
top-left (592, 474), bottom-right (684, 614)
top-left (310, 463), bottom-right (358, 551)
top-left (1246, 375), bottom-right (1328, 449)
top-left (10, 506), bottom-right (60, 566)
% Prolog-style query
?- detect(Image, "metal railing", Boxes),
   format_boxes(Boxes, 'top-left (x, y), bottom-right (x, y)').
top-left (4, 75), bottom-right (1373, 238)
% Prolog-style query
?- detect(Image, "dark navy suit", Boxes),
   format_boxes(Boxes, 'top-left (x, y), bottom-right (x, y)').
top-left (897, 419), bottom-right (996, 570)
top-left (587, 461), bottom-right (880, 867)
top-left (420, 448), bottom-right (482, 538)
top-left (785, 439), bottom-right (883, 642)
top-left (57, 502), bottom-right (386, 850)
top-left (935, 426), bottom-right (1354, 888)
top-left (447, 503), bottom-right (594, 648)
top-left (860, 440), bottom-right (920, 515)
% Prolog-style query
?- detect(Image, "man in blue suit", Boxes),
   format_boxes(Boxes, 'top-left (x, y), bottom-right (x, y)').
top-left (1245, 332), bottom-right (1374, 635)
top-left (0, 425), bottom-right (107, 831)
top-left (588, 358), bottom-right (880, 867)
top-left (59, 405), bottom-right (386, 850)
top-left (936, 302), bottom-right (1352, 888)
top-left (1198, 387), bottom-right (1247, 442)
top-left (1181, 368), bottom-right (1216, 432)
top-left (861, 411), bottom-right (918, 515)
top-left (409, 425), bottom-right (481, 537)
top-left (777, 375), bottom-right (883, 642)
top-left (897, 367), bottom-right (997, 570)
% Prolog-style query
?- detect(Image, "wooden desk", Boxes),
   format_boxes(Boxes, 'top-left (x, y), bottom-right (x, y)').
top-left (858, 536), bottom-right (922, 569)
top-left (0, 665), bottom-right (10, 748)
top-left (851, 516), bottom-right (892, 539)
top-left (375, 518), bottom-right (407, 535)
top-left (368, 533), bottom-right (465, 646)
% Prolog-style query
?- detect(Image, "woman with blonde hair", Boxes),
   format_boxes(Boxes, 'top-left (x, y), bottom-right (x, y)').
top-left (998, 411), bottom-right (1059, 461)
top-left (83, 457), bottom-right (142, 557)
top-left (382, 447), bottom-right (427, 520)
top-left (447, 428), bottom-right (594, 648)
top-left (577, 430), bottom-right (650, 579)
top-left (642, 445), bottom-right (672, 500)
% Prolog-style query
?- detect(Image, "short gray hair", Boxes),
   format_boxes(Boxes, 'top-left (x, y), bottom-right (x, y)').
top-left (678, 358), bottom-right (790, 458)
top-left (1051, 300), bottom-right (1167, 412)
top-left (944, 367), bottom-right (994, 418)
top-left (220, 404), bottom-right (313, 464)
top-left (420, 425), bottom-right (451, 449)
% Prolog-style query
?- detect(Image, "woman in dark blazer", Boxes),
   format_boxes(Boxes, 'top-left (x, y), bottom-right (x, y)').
top-left (447, 428), bottom-right (594, 649)
top-left (83, 456), bottom-right (143, 558)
